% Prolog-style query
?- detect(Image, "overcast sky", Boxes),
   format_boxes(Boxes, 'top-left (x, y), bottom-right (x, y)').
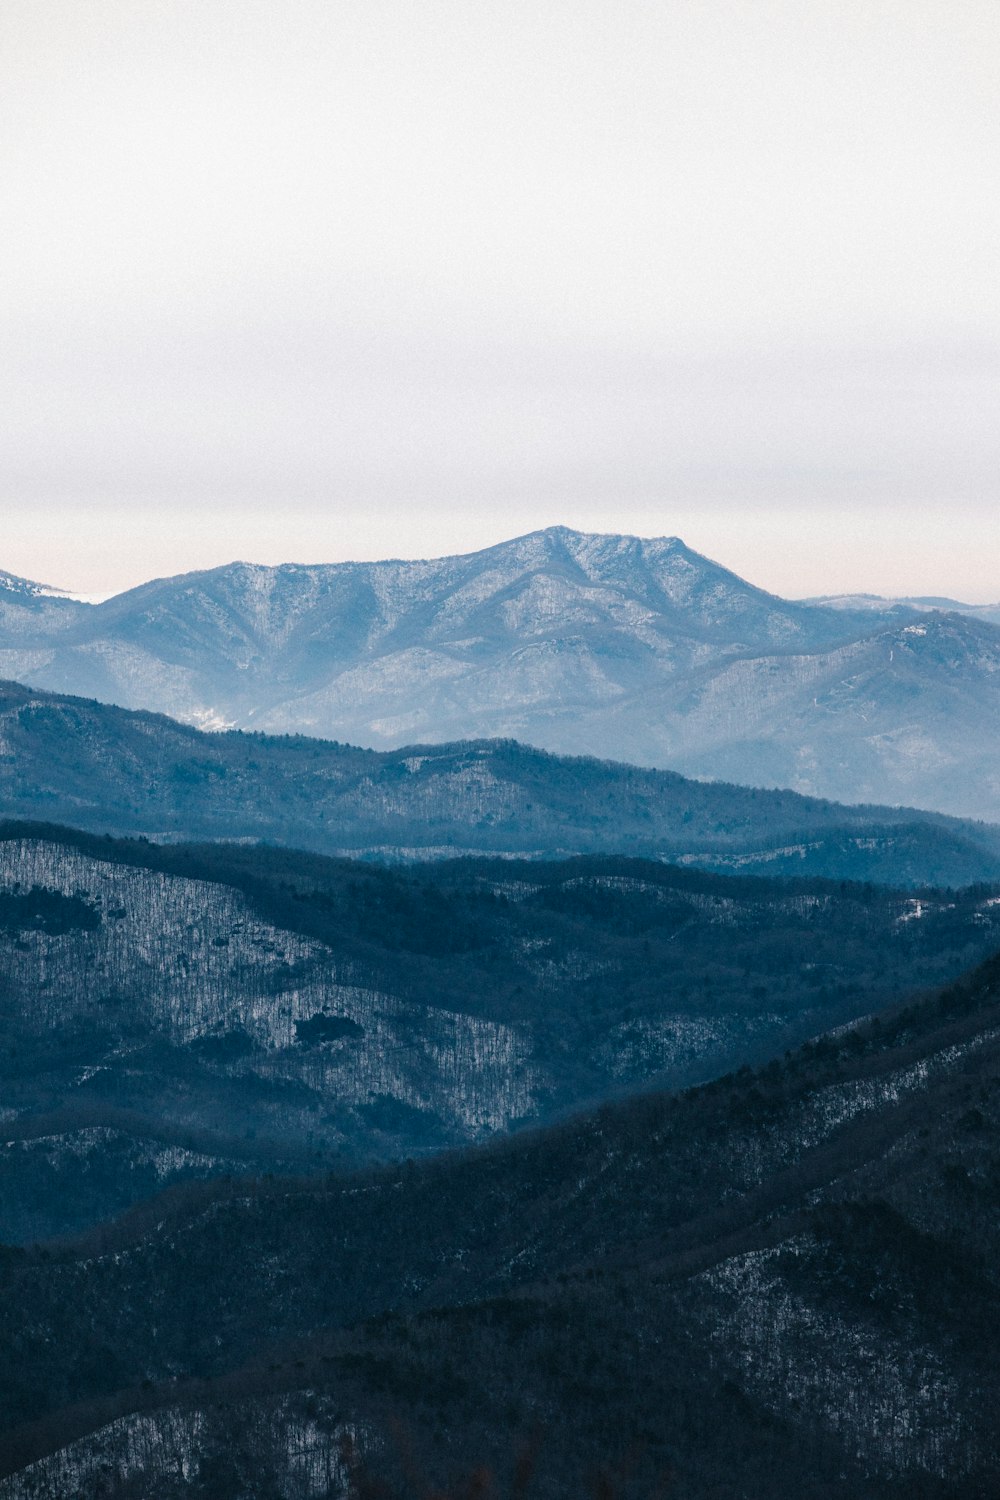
top-left (1, 0), bottom-right (998, 600)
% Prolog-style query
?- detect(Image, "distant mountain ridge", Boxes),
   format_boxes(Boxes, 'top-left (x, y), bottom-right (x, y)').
top-left (1, 680), bottom-right (1000, 887)
top-left (808, 590), bottom-right (1000, 626)
top-left (1, 526), bottom-right (997, 817)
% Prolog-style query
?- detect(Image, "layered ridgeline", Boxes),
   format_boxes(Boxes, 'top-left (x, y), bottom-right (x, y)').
top-left (2, 681), bottom-right (1000, 886)
top-left (5, 824), bottom-right (1000, 1242)
top-left (2, 944), bottom-right (999, 1497)
top-left (2, 528), bottom-right (999, 819)
top-left (809, 590), bottom-right (1000, 627)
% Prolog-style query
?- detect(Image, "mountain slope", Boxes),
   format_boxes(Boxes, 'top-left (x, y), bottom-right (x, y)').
top-left (3, 948), bottom-right (999, 1496)
top-left (638, 612), bottom-right (1000, 816)
top-left (2, 680), bottom-right (1000, 885)
top-left (7, 823), bottom-right (1000, 1241)
top-left (6, 527), bottom-right (997, 817)
top-left (0, 571), bottom-right (88, 641)
top-left (0, 529), bottom-right (855, 731)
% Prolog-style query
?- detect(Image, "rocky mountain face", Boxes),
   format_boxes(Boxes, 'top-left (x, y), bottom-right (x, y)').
top-left (3, 680), bottom-right (1000, 887)
top-left (7, 824), bottom-right (1000, 1243)
top-left (2, 526), bottom-right (996, 818)
top-left (3, 946), bottom-right (999, 1497)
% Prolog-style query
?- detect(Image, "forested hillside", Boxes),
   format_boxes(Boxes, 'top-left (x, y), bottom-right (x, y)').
top-left (5, 824), bottom-right (1000, 1242)
top-left (2, 680), bottom-right (999, 886)
top-left (2, 946), bottom-right (999, 1496)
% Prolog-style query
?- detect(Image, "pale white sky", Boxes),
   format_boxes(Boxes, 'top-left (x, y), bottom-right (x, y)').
top-left (1, 1), bottom-right (998, 600)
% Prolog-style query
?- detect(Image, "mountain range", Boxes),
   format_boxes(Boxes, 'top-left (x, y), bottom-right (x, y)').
top-left (2, 526), bottom-right (998, 819)
top-left (3, 524), bottom-right (1000, 1497)
top-left (3, 679), bottom-right (1000, 886)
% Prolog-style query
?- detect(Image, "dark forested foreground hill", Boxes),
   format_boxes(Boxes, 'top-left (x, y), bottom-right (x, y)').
top-left (3, 948), bottom-right (1000, 1497)
top-left (2, 680), bottom-right (1000, 887)
top-left (6, 822), bottom-right (1000, 1242)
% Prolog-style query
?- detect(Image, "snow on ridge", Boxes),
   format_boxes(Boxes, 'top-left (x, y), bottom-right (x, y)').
top-left (0, 1399), bottom-right (366, 1500)
top-left (0, 838), bottom-right (541, 1138)
top-left (0, 571), bottom-right (85, 603)
top-left (695, 1240), bottom-right (964, 1476)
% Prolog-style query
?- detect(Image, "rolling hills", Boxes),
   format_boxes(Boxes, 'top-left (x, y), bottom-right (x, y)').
top-left (2, 680), bottom-right (1000, 886)
top-left (2, 942), bottom-right (999, 1496)
top-left (6, 823), bottom-right (1000, 1242)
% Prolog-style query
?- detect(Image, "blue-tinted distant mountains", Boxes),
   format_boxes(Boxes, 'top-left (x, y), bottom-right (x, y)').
top-left (2, 679), bottom-right (1000, 887)
top-left (1, 526), bottom-right (998, 819)
top-left (809, 589), bottom-right (1000, 627)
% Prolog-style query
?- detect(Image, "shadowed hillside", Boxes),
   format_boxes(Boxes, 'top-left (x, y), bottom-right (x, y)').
top-left (5, 823), bottom-right (1000, 1241)
top-left (2, 946), bottom-right (999, 1496)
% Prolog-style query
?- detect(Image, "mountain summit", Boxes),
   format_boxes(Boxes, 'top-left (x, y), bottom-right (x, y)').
top-left (1, 527), bottom-right (997, 818)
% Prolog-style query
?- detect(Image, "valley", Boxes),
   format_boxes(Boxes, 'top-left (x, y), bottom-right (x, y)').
top-left (5, 825), bottom-right (999, 1242)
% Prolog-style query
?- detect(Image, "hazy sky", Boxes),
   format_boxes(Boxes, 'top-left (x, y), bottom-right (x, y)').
top-left (2, 0), bottom-right (998, 600)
